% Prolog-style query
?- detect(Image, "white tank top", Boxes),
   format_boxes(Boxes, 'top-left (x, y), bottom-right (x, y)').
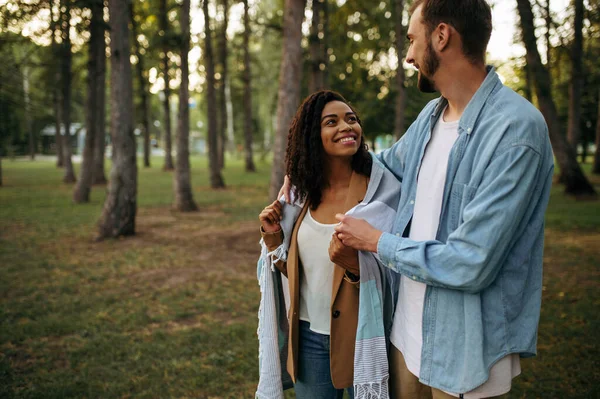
top-left (297, 209), bottom-right (337, 335)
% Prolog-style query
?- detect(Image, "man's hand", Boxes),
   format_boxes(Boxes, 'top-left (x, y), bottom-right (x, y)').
top-left (334, 214), bottom-right (383, 253)
top-left (277, 175), bottom-right (292, 203)
top-left (329, 233), bottom-right (360, 275)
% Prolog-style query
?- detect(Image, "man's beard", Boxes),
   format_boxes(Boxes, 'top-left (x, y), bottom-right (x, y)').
top-left (417, 41), bottom-right (440, 93)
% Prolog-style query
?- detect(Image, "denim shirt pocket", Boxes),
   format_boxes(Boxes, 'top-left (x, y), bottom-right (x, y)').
top-left (449, 183), bottom-right (478, 229)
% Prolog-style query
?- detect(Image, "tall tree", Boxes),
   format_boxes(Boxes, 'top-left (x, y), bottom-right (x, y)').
top-left (269, 0), bottom-right (306, 200)
top-left (174, 0), bottom-right (198, 211)
top-left (308, 0), bottom-right (325, 92)
top-left (203, 0), bottom-right (225, 188)
top-left (160, 0), bottom-right (174, 171)
top-left (217, 0), bottom-right (229, 170)
top-left (98, 0), bottom-right (138, 238)
top-left (516, 0), bottom-right (596, 197)
top-left (74, 0), bottom-right (104, 203)
top-left (567, 0), bottom-right (584, 150)
top-left (593, 87), bottom-right (600, 174)
top-left (50, 1), bottom-right (64, 168)
top-left (92, 0), bottom-right (108, 185)
top-left (131, 0), bottom-right (151, 168)
top-left (393, 0), bottom-right (406, 140)
top-left (59, 0), bottom-right (77, 183)
top-left (242, 0), bottom-right (256, 172)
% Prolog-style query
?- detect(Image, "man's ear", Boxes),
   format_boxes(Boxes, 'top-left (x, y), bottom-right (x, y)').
top-left (433, 22), bottom-right (452, 52)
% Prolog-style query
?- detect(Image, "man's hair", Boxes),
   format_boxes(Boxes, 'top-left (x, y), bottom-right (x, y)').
top-left (285, 90), bottom-right (372, 209)
top-left (410, 0), bottom-right (492, 64)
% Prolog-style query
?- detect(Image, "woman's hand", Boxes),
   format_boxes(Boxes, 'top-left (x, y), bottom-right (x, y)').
top-left (259, 200), bottom-right (283, 233)
top-left (329, 233), bottom-right (360, 275)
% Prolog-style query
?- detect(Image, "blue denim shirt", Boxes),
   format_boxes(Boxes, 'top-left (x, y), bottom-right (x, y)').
top-left (376, 66), bottom-right (554, 393)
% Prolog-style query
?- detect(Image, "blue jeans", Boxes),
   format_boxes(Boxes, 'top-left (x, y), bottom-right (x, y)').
top-left (295, 321), bottom-right (354, 399)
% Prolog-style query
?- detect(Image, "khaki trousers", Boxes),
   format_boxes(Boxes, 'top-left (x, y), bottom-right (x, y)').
top-left (388, 345), bottom-right (506, 399)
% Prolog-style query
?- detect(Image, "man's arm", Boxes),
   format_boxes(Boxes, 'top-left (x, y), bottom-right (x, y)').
top-left (338, 144), bottom-right (550, 294)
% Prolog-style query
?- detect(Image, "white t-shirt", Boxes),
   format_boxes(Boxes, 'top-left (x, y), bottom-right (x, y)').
top-left (389, 111), bottom-right (521, 398)
top-left (297, 209), bottom-right (337, 335)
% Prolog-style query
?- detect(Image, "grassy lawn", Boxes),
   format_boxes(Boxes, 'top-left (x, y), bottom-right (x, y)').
top-left (0, 156), bottom-right (598, 398)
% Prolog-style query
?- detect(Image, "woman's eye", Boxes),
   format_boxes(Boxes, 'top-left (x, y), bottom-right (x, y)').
top-left (348, 116), bottom-right (357, 122)
top-left (325, 120), bottom-right (335, 125)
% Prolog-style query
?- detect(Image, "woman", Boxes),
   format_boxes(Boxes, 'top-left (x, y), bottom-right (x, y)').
top-left (256, 90), bottom-right (400, 399)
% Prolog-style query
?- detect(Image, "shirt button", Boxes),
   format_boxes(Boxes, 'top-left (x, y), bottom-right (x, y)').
top-left (410, 200), bottom-right (415, 205)
top-left (332, 310), bottom-right (340, 318)
top-left (388, 262), bottom-right (393, 268)
top-left (467, 127), bottom-right (472, 133)
top-left (395, 233), bottom-right (400, 237)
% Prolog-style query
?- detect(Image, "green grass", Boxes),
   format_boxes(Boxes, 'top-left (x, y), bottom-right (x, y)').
top-left (0, 156), bottom-right (599, 398)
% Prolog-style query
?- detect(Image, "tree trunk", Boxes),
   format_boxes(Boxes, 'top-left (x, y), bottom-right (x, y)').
top-left (566, 0), bottom-right (583, 151)
top-left (545, 0), bottom-right (551, 71)
top-left (593, 88), bottom-right (600, 174)
top-left (98, 0), bottom-right (138, 239)
top-left (242, 0), bottom-right (256, 172)
top-left (92, 29), bottom-right (107, 185)
top-left (217, 0), bottom-right (229, 170)
top-left (131, 1), bottom-right (151, 168)
top-left (308, 0), bottom-right (324, 93)
top-left (23, 65), bottom-right (35, 160)
top-left (268, 0), bottom-right (306, 200)
top-left (393, 0), bottom-right (406, 141)
top-left (174, 0), bottom-right (198, 211)
top-left (50, 1), bottom-right (64, 168)
top-left (203, 0), bottom-right (225, 188)
top-left (60, 0), bottom-right (76, 183)
top-left (74, 0), bottom-right (104, 203)
top-left (160, 0), bottom-right (174, 171)
top-left (516, 0), bottom-right (596, 198)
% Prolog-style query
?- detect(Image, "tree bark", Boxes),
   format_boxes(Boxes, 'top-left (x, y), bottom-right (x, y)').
top-left (50, 0), bottom-right (64, 168)
top-left (23, 65), bottom-right (35, 160)
top-left (242, 0), bottom-right (256, 172)
top-left (593, 87), bottom-right (600, 174)
top-left (92, 24), bottom-right (107, 185)
top-left (74, 0), bottom-right (104, 203)
top-left (60, 0), bottom-right (77, 183)
top-left (566, 0), bottom-right (584, 150)
top-left (217, 0), bottom-right (229, 170)
top-left (308, 0), bottom-right (324, 93)
top-left (203, 0), bottom-right (225, 188)
top-left (545, 0), bottom-right (551, 72)
top-left (516, 0), bottom-right (596, 197)
top-left (393, 0), bottom-right (406, 141)
top-left (269, 0), bottom-right (306, 200)
top-left (131, 1), bottom-right (151, 168)
top-left (98, 0), bottom-right (138, 239)
top-left (160, 0), bottom-right (174, 171)
top-left (174, 0), bottom-right (198, 211)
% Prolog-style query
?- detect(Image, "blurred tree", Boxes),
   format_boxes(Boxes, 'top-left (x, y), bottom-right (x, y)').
top-left (269, 0), bottom-right (306, 200)
top-left (98, 0), bottom-right (138, 238)
top-left (159, 0), bottom-right (174, 170)
top-left (393, 0), bottom-right (407, 140)
top-left (242, 0), bottom-right (256, 172)
top-left (74, 0), bottom-right (106, 203)
top-left (516, 0), bottom-right (596, 197)
top-left (217, 0), bottom-right (229, 169)
top-left (594, 87), bottom-right (600, 174)
top-left (59, 0), bottom-right (77, 183)
top-left (131, 0), bottom-right (152, 168)
top-left (308, 0), bottom-right (326, 92)
top-left (203, 0), bottom-right (225, 188)
top-left (567, 0), bottom-right (584, 151)
top-left (174, 0), bottom-right (198, 211)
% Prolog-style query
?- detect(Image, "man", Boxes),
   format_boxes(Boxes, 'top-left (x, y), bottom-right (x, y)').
top-left (287, 0), bottom-right (554, 398)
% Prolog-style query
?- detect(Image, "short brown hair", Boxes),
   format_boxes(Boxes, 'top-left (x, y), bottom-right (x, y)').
top-left (410, 0), bottom-right (492, 64)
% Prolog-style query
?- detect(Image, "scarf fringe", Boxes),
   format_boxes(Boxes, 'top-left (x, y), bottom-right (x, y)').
top-left (354, 377), bottom-right (389, 399)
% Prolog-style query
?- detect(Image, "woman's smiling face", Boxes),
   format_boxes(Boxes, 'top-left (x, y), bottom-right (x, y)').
top-left (319, 100), bottom-right (363, 160)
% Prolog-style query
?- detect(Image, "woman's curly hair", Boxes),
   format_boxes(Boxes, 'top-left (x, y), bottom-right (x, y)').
top-left (285, 90), bottom-right (372, 209)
